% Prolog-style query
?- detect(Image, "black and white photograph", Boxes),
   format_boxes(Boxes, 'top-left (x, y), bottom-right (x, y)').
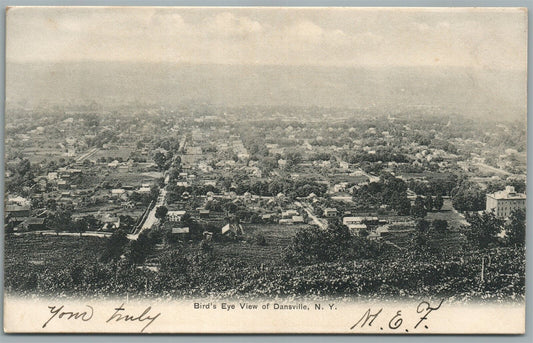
top-left (3, 6), bottom-right (527, 334)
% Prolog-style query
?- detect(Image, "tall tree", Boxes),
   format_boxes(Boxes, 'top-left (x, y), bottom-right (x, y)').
top-left (396, 195), bottom-right (412, 216)
top-left (101, 229), bottom-right (129, 262)
top-left (451, 182), bottom-right (485, 212)
top-left (505, 209), bottom-right (525, 246)
top-left (424, 196), bottom-right (434, 211)
top-left (155, 206), bottom-right (168, 222)
top-left (415, 219), bottom-right (431, 233)
top-left (433, 219), bottom-right (448, 234)
top-left (411, 196), bottom-right (427, 218)
top-left (464, 211), bottom-right (504, 249)
top-left (433, 194), bottom-right (444, 211)
top-left (153, 151), bottom-right (167, 171)
top-left (129, 231), bottom-right (155, 265)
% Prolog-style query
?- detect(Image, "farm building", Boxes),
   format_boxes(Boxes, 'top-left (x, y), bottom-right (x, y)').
top-left (172, 227), bottom-right (190, 235)
top-left (343, 216), bottom-right (379, 226)
top-left (348, 223), bottom-right (367, 233)
top-left (333, 183), bottom-right (348, 193)
top-left (261, 213), bottom-right (279, 223)
top-left (279, 219), bottom-right (293, 225)
top-left (323, 208), bottom-right (338, 218)
top-left (199, 209), bottom-right (210, 218)
top-left (107, 160), bottom-right (120, 168)
top-left (139, 186), bottom-right (151, 193)
top-left (282, 210), bottom-right (299, 219)
top-left (5, 204), bottom-right (30, 217)
top-left (292, 215), bottom-right (305, 224)
top-left (101, 215), bottom-right (121, 230)
top-left (111, 189), bottom-right (127, 197)
top-left (221, 223), bottom-right (244, 237)
top-left (57, 179), bottom-right (69, 190)
top-left (376, 226), bottom-right (390, 237)
top-left (6, 195), bottom-right (31, 207)
top-left (167, 210), bottom-right (186, 222)
top-left (22, 217), bottom-right (46, 231)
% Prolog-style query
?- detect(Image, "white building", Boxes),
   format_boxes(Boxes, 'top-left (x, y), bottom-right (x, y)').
top-left (167, 210), bottom-right (186, 222)
top-left (486, 186), bottom-right (526, 219)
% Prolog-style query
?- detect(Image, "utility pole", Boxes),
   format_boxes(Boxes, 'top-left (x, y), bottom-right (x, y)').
top-left (481, 256), bottom-right (485, 283)
top-left (481, 254), bottom-right (491, 284)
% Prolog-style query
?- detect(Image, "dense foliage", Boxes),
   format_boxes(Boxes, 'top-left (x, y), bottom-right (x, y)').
top-left (352, 172), bottom-right (411, 214)
top-left (451, 179), bottom-right (486, 212)
top-left (5, 235), bottom-right (524, 302)
top-left (5, 211), bottom-right (526, 303)
top-left (284, 222), bottom-right (381, 265)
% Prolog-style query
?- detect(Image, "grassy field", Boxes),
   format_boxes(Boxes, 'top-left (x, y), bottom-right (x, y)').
top-left (211, 223), bottom-right (306, 265)
top-left (23, 150), bottom-right (64, 164)
top-left (93, 147), bottom-right (134, 161)
top-left (383, 199), bottom-right (469, 253)
top-left (103, 170), bottom-right (163, 185)
top-left (6, 210), bottom-right (467, 278)
top-left (5, 235), bottom-right (106, 267)
top-left (161, 223), bottom-right (308, 266)
top-left (5, 222), bottom-right (306, 270)
top-left (425, 199), bottom-right (468, 229)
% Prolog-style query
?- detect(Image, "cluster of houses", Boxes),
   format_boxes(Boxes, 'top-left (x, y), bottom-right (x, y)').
top-left (6, 110), bottom-right (526, 252)
top-left (5, 196), bottom-right (45, 231)
top-left (319, 206), bottom-right (393, 241)
top-left (278, 209), bottom-right (305, 225)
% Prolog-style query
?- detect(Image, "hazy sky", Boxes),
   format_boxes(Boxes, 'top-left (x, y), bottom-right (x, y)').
top-left (6, 7), bottom-right (527, 70)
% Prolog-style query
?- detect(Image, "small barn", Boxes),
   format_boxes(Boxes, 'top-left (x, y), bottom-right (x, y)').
top-left (221, 223), bottom-right (245, 238)
top-left (323, 208), bottom-right (338, 218)
top-left (167, 210), bottom-right (186, 222)
top-left (292, 215), bottom-right (305, 224)
top-left (171, 227), bottom-right (190, 240)
top-left (101, 215), bottom-right (121, 231)
top-left (199, 209), bottom-right (210, 218)
top-left (22, 217), bottom-right (46, 231)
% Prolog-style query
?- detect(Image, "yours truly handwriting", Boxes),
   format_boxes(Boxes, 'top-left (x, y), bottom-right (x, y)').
top-left (43, 303), bottom-right (161, 332)
top-left (106, 303), bottom-right (161, 333)
top-left (43, 305), bottom-right (94, 328)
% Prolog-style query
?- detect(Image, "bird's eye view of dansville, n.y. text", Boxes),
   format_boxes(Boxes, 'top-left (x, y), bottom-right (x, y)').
top-left (3, 6), bottom-right (527, 334)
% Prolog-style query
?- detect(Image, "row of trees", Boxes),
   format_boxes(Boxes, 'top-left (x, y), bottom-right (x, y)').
top-left (342, 149), bottom-right (409, 164)
top-left (101, 229), bottom-right (160, 265)
top-left (5, 158), bottom-right (36, 194)
top-left (169, 176), bottom-right (329, 200)
top-left (352, 172), bottom-right (446, 217)
top-left (352, 172), bottom-right (411, 214)
top-left (40, 212), bottom-right (138, 236)
top-left (411, 208), bottom-right (525, 256)
top-left (129, 185), bottom-right (160, 206)
top-left (153, 150), bottom-right (176, 171)
top-left (407, 173), bottom-right (458, 197)
top-left (451, 179), bottom-right (486, 212)
top-left (284, 220), bottom-right (381, 265)
top-left (409, 195), bottom-right (444, 218)
top-left (464, 209), bottom-right (525, 249)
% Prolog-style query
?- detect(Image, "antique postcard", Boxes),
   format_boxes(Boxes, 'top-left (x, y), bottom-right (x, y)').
top-left (3, 7), bottom-right (527, 334)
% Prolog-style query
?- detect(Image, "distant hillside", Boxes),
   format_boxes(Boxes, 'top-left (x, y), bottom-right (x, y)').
top-left (6, 62), bottom-right (526, 121)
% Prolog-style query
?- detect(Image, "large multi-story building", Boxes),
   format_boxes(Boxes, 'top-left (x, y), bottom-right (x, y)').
top-left (486, 186), bottom-right (526, 218)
